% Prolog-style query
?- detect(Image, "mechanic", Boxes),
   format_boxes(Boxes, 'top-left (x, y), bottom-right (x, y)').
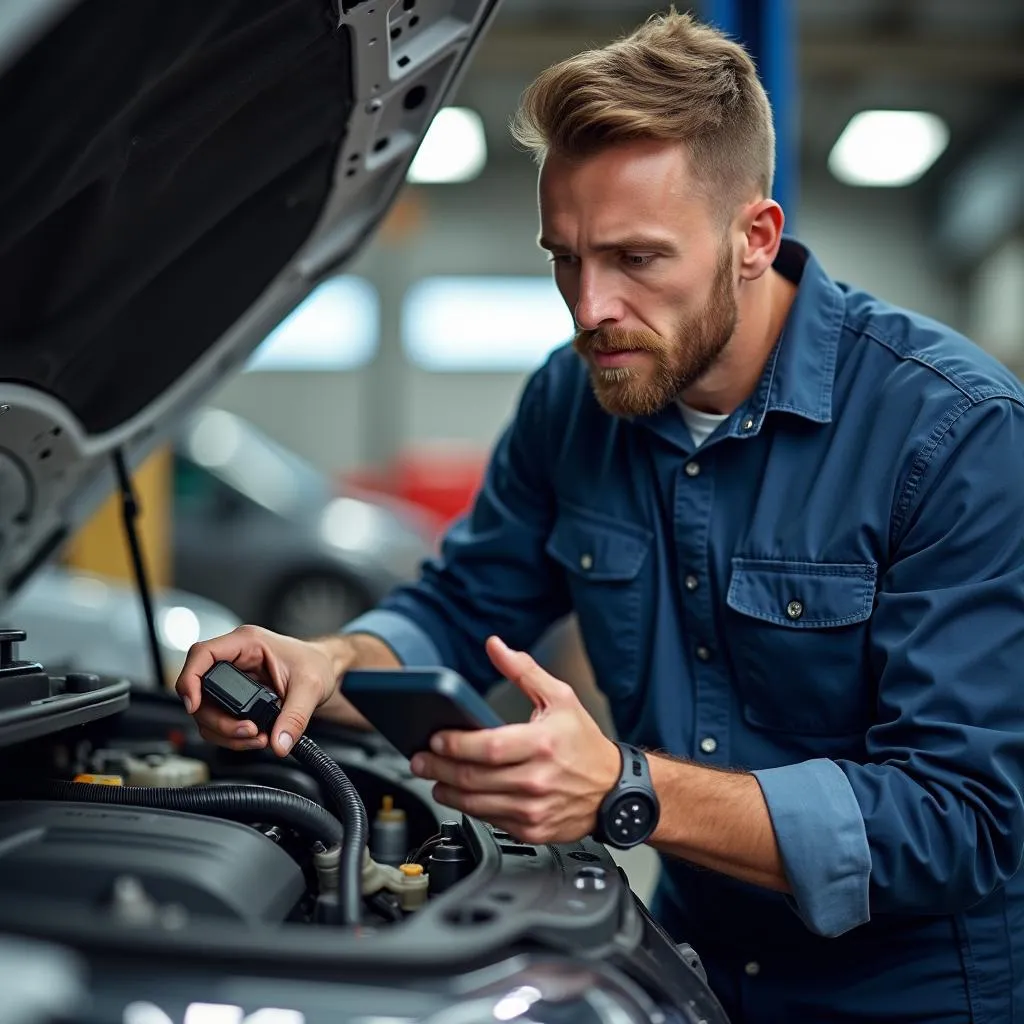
top-left (176, 10), bottom-right (1024, 1023)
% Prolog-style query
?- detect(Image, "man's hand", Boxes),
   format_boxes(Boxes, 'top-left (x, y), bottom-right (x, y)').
top-left (174, 625), bottom-right (398, 756)
top-left (174, 625), bottom-right (344, 756)
top-left (409, 636), bottom-right (620, 845)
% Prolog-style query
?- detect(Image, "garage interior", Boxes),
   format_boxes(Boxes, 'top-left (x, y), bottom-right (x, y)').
top-left (1, 0), bottom-right (1022, 989)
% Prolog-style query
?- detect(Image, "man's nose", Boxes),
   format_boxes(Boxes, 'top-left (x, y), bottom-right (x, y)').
top-left (574, 265), bottom-right (622, 331)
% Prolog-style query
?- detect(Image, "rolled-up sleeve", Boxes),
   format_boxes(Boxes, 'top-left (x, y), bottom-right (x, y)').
top-left (341, 608), bottom-right (442, 667)
top-left (343, 356), bottom-right (572, 690)
top-left (753, 758), bottom-right (871, 936)
top-left (758, 397), bottom-right (1024, 935)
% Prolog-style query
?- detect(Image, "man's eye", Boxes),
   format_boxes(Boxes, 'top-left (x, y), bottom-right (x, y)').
top-left (623, 253), bottom-right (655, 268)
top-left (547, 254), bottom-right (577, 266)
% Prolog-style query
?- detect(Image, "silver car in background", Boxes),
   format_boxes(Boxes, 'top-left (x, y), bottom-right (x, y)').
top-left (2, 566), bottom-right (240, 687)
top-left (172, 408), bottom-right (439, 638)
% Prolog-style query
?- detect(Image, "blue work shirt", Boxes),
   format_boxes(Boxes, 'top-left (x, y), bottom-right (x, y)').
top-left (344, 239), bottom-right (1024, 1023)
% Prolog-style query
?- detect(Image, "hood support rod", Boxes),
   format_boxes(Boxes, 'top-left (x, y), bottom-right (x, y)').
top-left (113, 450), bottom-right (167, 690)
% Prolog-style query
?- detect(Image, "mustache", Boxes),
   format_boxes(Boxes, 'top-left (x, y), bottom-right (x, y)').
top-left (573, 328), bottom-right (660, 355)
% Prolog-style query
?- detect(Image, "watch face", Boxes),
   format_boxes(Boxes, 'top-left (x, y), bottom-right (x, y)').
top-left (609, 792), bottom-right (655, 845)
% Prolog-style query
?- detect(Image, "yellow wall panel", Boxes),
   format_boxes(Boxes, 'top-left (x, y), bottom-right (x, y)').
top-left (64, 447), bottom-right (172, 590)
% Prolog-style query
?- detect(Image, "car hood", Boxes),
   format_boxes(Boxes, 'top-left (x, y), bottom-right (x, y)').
top-left (0, 0), bottom-right (500, 600)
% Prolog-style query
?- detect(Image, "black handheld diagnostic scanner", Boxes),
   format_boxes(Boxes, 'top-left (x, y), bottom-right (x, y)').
top-left (342, 668), bottom-right (505, 760)
top-left (200, 660), bottom-right (282, 733)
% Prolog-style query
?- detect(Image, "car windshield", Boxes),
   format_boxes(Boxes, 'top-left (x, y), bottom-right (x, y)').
top-left (178, 408), bottom-right (328, 517)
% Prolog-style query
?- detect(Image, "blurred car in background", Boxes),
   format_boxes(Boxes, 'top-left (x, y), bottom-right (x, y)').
top-left (1, 566), bottom-right (240, 687)
top-left (172, 408), bottom-right (439, 638)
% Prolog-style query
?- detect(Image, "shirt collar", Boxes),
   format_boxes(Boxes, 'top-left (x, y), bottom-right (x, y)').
top-left (749, 237), bottom-right (843, 427)
top-left (634, 238), bottom-right (843, 450)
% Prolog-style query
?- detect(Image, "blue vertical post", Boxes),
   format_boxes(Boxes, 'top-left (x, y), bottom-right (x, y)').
top-left (701, 0), bottom-right (799, 230)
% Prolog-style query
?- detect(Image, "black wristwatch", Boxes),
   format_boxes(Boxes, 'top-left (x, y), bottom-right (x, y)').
top-left (593, 742), bottom-right (660, 850)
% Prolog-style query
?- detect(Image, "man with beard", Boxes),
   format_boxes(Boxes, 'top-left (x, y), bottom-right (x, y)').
top-left (176, 10), bottom-right (1024, 1022)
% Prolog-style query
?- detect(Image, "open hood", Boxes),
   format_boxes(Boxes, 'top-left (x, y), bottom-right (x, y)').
top-left (0, 0), bottom-right (500, 600)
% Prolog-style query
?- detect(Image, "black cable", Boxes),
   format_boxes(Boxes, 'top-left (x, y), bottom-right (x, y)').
top-left (407, 832), bottom-right (443, 865)
top-left (113, 449), bottom-right (167, 688)
top-left (26, 779), bottom-right (345, 845)
top-left (290, 735), bottom-right (367, 926)
top-left (201, 661), bottom-right (369, 926)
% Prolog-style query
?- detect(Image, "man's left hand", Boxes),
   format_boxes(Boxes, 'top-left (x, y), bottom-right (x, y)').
top-left (409, 636), bottom-right (620, 845)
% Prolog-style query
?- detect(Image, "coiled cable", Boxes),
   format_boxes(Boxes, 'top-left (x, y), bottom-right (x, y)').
top-left (199, 659), bottom-right (370, 926)
top-left (25, 779), bottom-right (345, 845)
top-left (289, 735), bottom-right (367, 926)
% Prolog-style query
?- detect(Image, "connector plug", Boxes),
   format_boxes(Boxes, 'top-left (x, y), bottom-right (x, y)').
top-left (200, 660), bottom-right (281, 734)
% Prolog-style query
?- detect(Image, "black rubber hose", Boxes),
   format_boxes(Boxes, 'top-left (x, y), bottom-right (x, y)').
top-left (30, 779), bottom-right (345, 845)
top-left (290, 735), bottom-right (367, 926)
top-left (194, 661), bottom-right (367, 925)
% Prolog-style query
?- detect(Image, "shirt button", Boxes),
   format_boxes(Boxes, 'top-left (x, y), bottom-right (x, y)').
top-left (745, 961), bottom-right (760, 977)
top-left (580, 553), bottom-right (594, 571)
top-left (742, 417), bottom-right (755, 431)
top-left (786, 600), bottom-right (804, 620)
top-left (696, 645), bottom-right (711, 661)
top-left (684, 461), bottom-right (701, 478)
top-left (684, 574), bottom-right (699, 592)
top-left (700, 736), bottom-right (718, 754)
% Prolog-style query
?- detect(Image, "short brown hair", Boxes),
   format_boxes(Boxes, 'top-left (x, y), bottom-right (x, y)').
top-left (510, 8), bottom-right (775, 214)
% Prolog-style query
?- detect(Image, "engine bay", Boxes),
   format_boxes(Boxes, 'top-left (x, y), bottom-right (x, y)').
top-left (0, 629), bottom-right (517, 935)
top-left (0, 722), bottom-right (479, 933)
top-left (0, 626), bottom-right (730, 1024)
top-left (0, 800), bottom-right (306, 925)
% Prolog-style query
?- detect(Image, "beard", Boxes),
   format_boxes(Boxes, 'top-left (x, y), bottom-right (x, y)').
top-left (572, 242), bottom-right (738, 419)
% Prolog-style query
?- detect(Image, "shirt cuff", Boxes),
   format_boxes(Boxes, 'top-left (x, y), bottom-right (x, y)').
top-left (752, 758), bottom-right (871, 938)
top-left (341, 609), bottom-right (442, 667)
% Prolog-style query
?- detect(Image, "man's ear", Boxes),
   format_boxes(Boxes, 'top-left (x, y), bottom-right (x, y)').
top-left (737, 198), bottom-right (785, 282)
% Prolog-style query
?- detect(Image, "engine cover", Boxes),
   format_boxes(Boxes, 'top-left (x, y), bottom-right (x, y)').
top-left (0, 800), bottom-right (304, 924)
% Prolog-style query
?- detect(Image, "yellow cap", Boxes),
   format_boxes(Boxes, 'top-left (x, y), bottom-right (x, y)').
top-left (73, 773), bottom-right (124, 786)
top-left (377, 794), bottom-right (406, 822)
top-left (399, 862), bottom-right (424, 876)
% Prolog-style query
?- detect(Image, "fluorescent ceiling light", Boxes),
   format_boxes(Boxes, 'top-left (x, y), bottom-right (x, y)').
top-left (828, 110), bottom-right (950, 187)
top-left (402, 276), bottom-right (574, 371)
top-left (407, 107), bottom-right (487, 184)
top-left (245, 276), bottom-right (379, 371)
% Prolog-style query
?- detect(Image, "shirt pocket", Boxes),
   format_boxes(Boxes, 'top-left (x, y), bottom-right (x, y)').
top-left (725, 558), bottom-right (877, 737)
top-left (545, 506), bottom-right (652, 700)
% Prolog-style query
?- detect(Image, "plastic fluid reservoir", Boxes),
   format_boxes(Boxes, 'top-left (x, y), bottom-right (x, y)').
top-left (371, 795), bottom-right (408, 866)
top-left (125, 753), bottom-right (210, 788)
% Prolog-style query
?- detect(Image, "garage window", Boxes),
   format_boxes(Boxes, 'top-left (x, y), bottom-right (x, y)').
top-left (402, 276), bottom-right (573, 371)
top-left (245, 276), bottom-right (379, 371)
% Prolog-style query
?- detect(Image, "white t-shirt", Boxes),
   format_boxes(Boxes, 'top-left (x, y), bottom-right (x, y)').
top-left (678, 400), bottom-right (729, 447)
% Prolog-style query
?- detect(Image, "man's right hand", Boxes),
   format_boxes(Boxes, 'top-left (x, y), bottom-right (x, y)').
top-left (174, 624), bottom-right (394, 757)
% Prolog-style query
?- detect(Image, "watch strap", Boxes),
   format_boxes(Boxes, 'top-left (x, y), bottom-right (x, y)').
top-left (594, 741), bottom-right (660, 849)
top-left (618, 742), bottom-right (652, 789)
